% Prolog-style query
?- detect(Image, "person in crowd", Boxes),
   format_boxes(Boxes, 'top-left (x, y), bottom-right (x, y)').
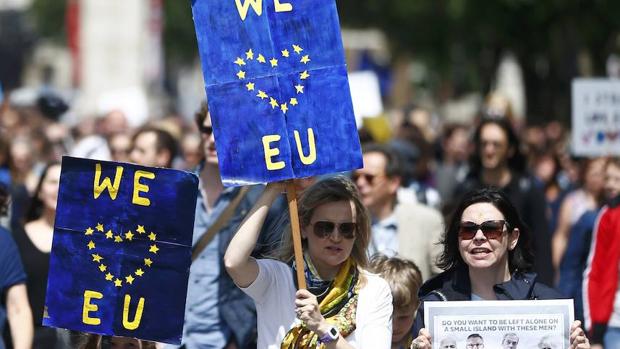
top-left (353, 143), bottom-right (444, 280)
top-left (532, 151), bottom-right (568, 235)
top-left (465, 334), bottom-right (484, 349)
top-left (13, 162), bottom-right (65, 348)
top-left (0, 186), bottom-right (33, 349)
top-left (225, 176), bottom-right (393, 348)
top-left (77, 334), bottom-right (156, 349)
top-left (369, 254), bottom-right (423, 349)
top-left (129, 126), bottom-right (177, 168)
top-left (501, 333), bottom-right (519, 349)
top-left (434, 123), bottom-right (470, 204)
top-left (454, 116), bottom-right (553, 285)
top-left (583, 158), bottom-right (620, 349)
top-left (410, 187), bottom-right (589, 349)
top-left (552, 157), bottom-right (606, 270)
top-left (169, 102), bottom-right (285, 349)
top-left (108, 132), bottom-right (133, 163)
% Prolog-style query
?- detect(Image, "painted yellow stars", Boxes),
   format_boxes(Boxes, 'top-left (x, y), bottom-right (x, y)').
top-left (257, 90), bottom-right (268, 99)
top-left (290, 98), bottom-right (298, 106)
top-left (86, 223), bottom-right (158, 288)
top-left (270, 58), bottom-right (278, 67)
top-left (257, 54), bottom-right (266, 63)
top-left (246, 82), bottom-right (255, 91)
top-left (236, 70), bottom-right (246, 79)
top-left (292, 44), bottom-right (303, 54)
top-left (300, 71), bottom-right (310, 80)
top-left (300, 55), bottom-right (311, 64)
top-left (245, 49), bottom-right (254, 60)
top-left (269, 98), bottom-right (279, 109)
top-left (295, 84), bottom-right (305, 94)
top-left (281, 49), bottom-right (290, 57)
top-left (234, 57), bottom-right (245, 66)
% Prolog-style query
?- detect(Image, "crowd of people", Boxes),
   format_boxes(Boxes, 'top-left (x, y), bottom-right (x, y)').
top-left (0, 91), bottom-right (614, 349)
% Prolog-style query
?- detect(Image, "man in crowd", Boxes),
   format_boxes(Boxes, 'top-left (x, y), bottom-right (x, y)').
top-left (130, 126), bottom-right (178, 168)
top-left (167, 102), bottom-right (284, 349)
top-left (353, 143), bottom-right (444, 280)
top-left (455, 116), bottom-right (553, 285)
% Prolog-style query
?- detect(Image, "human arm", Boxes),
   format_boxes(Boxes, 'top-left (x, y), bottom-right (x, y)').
top-left (410, 328), bottom-right (432, 349)
top-left (224, 182), bottom-right (284, 288)
top-left (552, 197), bottom-right (573, 270)
top-left (570, 320), bottom-right (590, 349)
top-left (6, 283), bottom-right (33, 349)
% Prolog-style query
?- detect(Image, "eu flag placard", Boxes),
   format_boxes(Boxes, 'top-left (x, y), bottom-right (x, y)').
top-left (192, 0), bottom-right (363, 186)
top-left (43, 156), bottom-right (198, 344)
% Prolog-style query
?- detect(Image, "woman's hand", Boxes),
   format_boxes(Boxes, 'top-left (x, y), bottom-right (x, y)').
top-left (294, 289), bottom-right (328, 334)
top-left (570, 320), bottom-right (590, 349)
top-left (410, 328), bottom-right (432, 349)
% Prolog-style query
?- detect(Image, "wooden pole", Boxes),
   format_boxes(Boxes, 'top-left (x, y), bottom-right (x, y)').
top-left (286, 181), bottom-right (307, 289)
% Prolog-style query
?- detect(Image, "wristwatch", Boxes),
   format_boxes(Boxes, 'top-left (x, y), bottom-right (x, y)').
top-left (318, 325), bottom-right (340, 344)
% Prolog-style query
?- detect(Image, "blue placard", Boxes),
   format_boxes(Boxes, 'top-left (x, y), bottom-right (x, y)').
top-left (192, 0), bottom-right (363, 186)
top-left (43, 156), bottom-right (198, 344)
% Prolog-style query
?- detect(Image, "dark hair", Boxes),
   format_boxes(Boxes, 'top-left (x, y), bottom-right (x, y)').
top-left (0, 185), bottom-right (8, 217)
top-left (26, 162), bottom-right (61, 222)
top-left (369, 254), bottom-right (423, 309)
top-left (467, 333), bottom-right (483, 341)
top-left (437, 187), bottom-right (534, 273)
top-left (470, 116), bottom-right (526, 176)
top-left (194, 101), bottom-right (209, 129)
top-left (132, 126), bottom-right (178, 167)
top-left (361, 143), bottom-right (403, 178)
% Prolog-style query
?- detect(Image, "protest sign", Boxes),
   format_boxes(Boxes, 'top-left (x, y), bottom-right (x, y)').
top-left (572, 79), bottom-right (620, 156)
top-left (425, 300), bottom-right (574, 349)
top-left (43, 156), bottom-right (198, 344)
top-left (192, 0), bottom-right (362, 186)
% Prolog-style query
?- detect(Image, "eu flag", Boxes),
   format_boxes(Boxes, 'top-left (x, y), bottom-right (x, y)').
top-left (192, 0), bottom-right (363, 186)
top-left (43, 157), bottom-right (198, 344)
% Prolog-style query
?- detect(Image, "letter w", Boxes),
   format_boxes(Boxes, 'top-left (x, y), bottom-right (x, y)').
top-left (235, 0), bottom-right (262, 21)
top-left (93, 163), bottom-right (123, 200)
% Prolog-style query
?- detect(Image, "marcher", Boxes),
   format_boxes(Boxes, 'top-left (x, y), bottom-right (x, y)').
top-left (410, 187), bottom-right (589, 349)
top-left (225, 176), bottom-right (393, 348)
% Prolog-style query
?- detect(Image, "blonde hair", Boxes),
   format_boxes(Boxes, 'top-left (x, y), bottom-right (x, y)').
top-left (369, 254), bottom-right (423, 309)
top-left (274, 176), bottom-right (371, 268)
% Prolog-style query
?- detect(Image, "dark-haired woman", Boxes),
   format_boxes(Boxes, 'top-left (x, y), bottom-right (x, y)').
top-left (410, 187), bottom-right (589, 349)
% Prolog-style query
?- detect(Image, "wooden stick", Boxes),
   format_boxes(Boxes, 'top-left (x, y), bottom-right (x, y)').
top-left (286, 181), bottom-right (307, 289)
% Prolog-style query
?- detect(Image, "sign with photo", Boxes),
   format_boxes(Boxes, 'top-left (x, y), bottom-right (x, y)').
top-left (425, 300), bottom-right (574, 349)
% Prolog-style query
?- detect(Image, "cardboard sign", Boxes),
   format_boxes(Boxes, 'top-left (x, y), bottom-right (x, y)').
top-left (192, 0), bottom-right (362, 186)
top-left (572, 79), bottom-right (620, 156)
top-left (43, 157), bottom-right (198, 344)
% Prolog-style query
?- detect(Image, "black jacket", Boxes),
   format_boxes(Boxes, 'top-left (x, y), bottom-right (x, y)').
top-left (412, 266), bottom-right (562, 335)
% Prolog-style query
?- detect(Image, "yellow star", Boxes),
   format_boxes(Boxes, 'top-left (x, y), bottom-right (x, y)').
top-left (300, 55), bottom-right (311, 64)
top-left (292, 44), bottom-right (303, 54)
top-left (125, 231), bottom-right (134, 241)
top-left (236, 70), bottom-right (246, 79)
top-left (96, 223), bottom-right (104, 232)
top-left (246, 82), bottom-right (255, 91)
top-left (290, 98), bottom-right (298, 106)
top-left (105, 273), bottom-right (113, 281)
top-left (135, 269), bottom-right (145, 277)
top-left (125, 275), bottom-right (135, 285)
top-left (99, 264), bottom-right (107, 272)
top-left (148, 232), bottom-right (157, 241)
top-left (105, 230), bottom-right (113, 239)
top-left (114, 279), bottom-right (122, 287)
top-left (257, 90), bottom-right (268, 99)
top-left (234, 57), bottom-right (245, 66)
top-left (269, 98), bottom-right (279, 109)
top-left (281, 49), bottom-right (290, 57)
top-left (136, 225), bottom-right (145, 234)
top-left (149, 244), bottom-right (159, 254)
top-left (245, 49), bottom-right (254, 60)
top-left (87, 241), bottom-right (95, 250)
top-left (281, 103), bottom-right (288, 114)
top-left (114, 235), bottom-right (123, 243)
top-left (295, 84), bottom-right (305, 94)
top-left (144, 258), bottom-right (153, 267)
top-left (300, 71), bottom-right (310, 80)
top-left (92, 254), bottom-right (103, 263)
top-left (270, 58), bottom-right (278, 67)
top-left (85, 227), bottom-right (94, 236)
top-left (257, 54), bottom-right (266, 63)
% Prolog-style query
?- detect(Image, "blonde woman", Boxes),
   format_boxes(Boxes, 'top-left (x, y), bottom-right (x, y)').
top-left (225, 177), bottom-right (392, 348)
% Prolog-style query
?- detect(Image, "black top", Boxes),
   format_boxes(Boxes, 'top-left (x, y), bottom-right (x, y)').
top-left (12, 224), bottom-right (51, 326)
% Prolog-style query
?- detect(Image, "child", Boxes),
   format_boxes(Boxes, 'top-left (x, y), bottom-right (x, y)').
top-left (370, 254), bottom-right (423, 349)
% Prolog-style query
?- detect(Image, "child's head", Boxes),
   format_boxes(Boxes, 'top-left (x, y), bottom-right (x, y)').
top-left (370, 254), bottom-right (423, 345)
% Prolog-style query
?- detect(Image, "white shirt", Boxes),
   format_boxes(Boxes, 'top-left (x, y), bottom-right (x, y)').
top-left (241, 259), bottom-right (393, 349)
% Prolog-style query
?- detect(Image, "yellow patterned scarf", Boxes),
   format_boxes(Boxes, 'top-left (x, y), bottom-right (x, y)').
top-left (281, 258), bottom-right (360, 349)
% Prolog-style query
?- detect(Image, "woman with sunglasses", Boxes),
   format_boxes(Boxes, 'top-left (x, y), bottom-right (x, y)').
top-left (225, 176), bottom-right (392, 348)
top-left (410, 187), bottom-right (590, 349)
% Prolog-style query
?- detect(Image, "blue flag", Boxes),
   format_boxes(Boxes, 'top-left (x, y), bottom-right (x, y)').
top-left (43, 157), bottom-right (198, 344)
top-left (192, 0), bottom-right (362, 186)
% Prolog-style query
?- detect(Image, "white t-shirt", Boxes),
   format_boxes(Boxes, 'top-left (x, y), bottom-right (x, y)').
top-left (241, 259), bottom-right (393, 349)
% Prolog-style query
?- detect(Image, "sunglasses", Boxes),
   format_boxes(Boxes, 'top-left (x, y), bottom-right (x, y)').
top-left (458, 220), bottom-right (507, 240)
top-left (311, 221), bottom-right (356, 239)
top-left (199, 125), bottom-right (213, 135)
top-left (352, 172), bottom-right (382, 185)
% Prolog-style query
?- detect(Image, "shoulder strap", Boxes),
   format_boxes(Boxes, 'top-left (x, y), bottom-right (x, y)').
top-left (191, 186), bottom-right (250, 261)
